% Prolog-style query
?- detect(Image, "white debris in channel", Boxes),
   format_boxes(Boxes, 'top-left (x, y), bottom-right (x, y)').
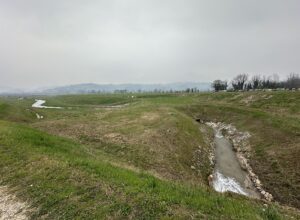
top-left (215, 130), bottom-right (224, 138)
top-left (213, 171), bottom-right (248, 196)
top-left (32, 100), bottom-right (62, 109)
top-left (35, 113), bottom-right (44, 119)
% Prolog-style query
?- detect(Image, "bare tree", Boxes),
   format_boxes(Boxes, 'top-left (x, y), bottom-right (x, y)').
top-left (251, 75), bottom-right (261, 90)
top-left (231, 74), bottom-right (248, 91)
top-left (270, 73), bottom-right (279, 83)
top-left (212, 80), bottom-right (227, 92)
top-left (268, 74), bottom-right (280, 89)
top-left (245, 83), bottom-right (252, 91)
top-left (213, 73), bottom-right (300, 92)
top-left (286, 73), bottom-right (300, 89)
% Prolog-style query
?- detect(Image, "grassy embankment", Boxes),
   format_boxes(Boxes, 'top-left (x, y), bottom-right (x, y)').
top-left (184, 91), bottom-right (300, 208)
top-left (0, 92), bottom-right (298, 219)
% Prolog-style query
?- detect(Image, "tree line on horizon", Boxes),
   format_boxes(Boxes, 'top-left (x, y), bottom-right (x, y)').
top-left (212, 73), bottom-right (300, 92)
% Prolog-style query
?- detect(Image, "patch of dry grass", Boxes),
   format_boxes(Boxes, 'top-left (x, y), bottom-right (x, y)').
top-left (32, 103), bottom-right (212, 186)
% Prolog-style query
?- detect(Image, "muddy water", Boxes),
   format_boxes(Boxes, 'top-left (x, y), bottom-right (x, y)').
top-left (213, 129), bottom-right (259, 198)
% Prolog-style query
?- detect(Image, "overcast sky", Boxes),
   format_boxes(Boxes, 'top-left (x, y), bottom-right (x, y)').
top-left (0, 0), bottom-right (299, 89)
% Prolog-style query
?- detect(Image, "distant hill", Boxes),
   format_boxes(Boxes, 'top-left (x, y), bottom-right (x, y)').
top-left (0, 82), bottom-right (211, 95)
top-left (0, 86), bottom-right (24, 95)
top-left (39, 82), bottom-right (211, 95)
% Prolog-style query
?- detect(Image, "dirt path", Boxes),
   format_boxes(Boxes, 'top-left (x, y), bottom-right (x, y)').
top-left (0, 186), bottom-right (29, 220)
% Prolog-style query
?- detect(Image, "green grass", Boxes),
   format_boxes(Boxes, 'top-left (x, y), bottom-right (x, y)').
top-left (0, 120), bottom-right (292, 219)
top-left (29, 95), bottom-right (211, 186)
top-left (0, 97), bottom-right (36, 122)
top-left (44, 94), bottom-right (136, 107)
top-left (0, 92), bottom-right (299, 219)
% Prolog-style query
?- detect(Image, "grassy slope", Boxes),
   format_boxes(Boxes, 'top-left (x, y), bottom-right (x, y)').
top-left (183, 91), bottom-right (300, 208)
top-left (0, 93), bottom-right (298, 219)
top-left (31, 94), bottom-right (212, 185)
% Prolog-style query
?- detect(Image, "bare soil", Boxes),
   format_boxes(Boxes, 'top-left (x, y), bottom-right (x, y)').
top-left (0, 186), bottom-right (30, 220)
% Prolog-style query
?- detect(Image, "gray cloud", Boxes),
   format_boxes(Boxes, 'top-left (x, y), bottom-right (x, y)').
top-left (0, 0), bottom-right (299, 89)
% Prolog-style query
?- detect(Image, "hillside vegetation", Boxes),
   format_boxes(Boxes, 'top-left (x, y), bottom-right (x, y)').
top-left (0, 92), bottom-right (299, 219)
top-left (184, 91), bottom-right (300, 208)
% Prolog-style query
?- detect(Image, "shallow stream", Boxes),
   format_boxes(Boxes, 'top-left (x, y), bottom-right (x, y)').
top-left (212, 128), bottom-right (259, 198)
